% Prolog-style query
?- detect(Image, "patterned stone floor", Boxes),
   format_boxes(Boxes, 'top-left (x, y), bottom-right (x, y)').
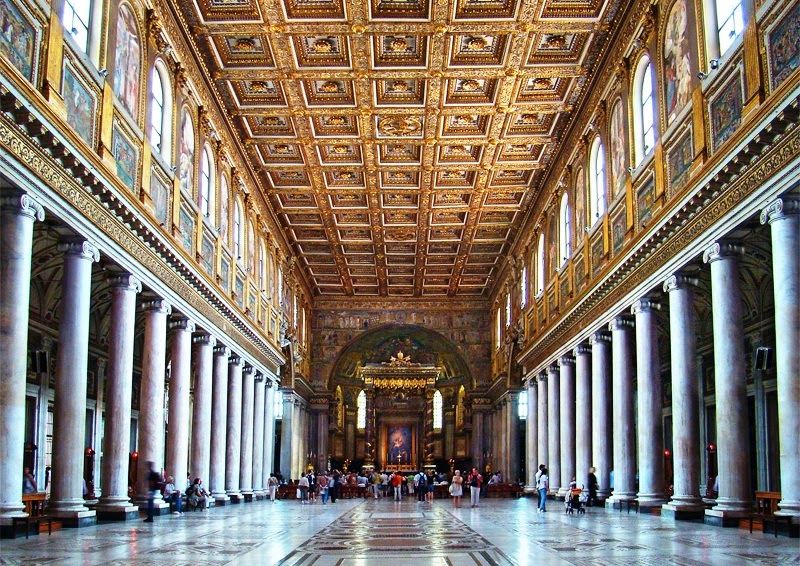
top-left (1, 496), bottom-right (798, 565)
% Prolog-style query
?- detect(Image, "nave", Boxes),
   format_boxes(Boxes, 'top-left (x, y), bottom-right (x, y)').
top-left (2, 497), bottom-right (797, 565)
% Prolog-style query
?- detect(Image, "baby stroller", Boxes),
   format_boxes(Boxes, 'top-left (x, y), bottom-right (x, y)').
top-left (565, 487), bottom-right (585, 514)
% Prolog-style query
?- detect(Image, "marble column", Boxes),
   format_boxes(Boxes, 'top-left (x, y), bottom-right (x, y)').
top-left (0, 191), bottom-right (43, 529)
top-left (363, 391), bottom-right (375, 467)
top-left (190, 333), bottom-right (215, 486)
top-left (559, 355), bottom-right (576, 495)
top-left (252, 373), bottom-right (266, 499)
top-left (703, 242), bottom-right (751, 525)
top-left (607, 316), bottom-right (636, 507)
top-left (314, 401), bottom-right (328, 472)
top-left (472, 409), bottom-right (484, 471)
top-left (225, 355), bottom-right (243, 502)
top-left (49, 239), bottom-right (99, 528)
top-left (525, 378), bottom-right (538, 491)
top-left (165, 316), bottom-right (194, 493)
top-left (96, 274), bottom-right (142, 522)
top-left (547, 364), bottom-right (561, 494)
top-left (662, 274), bottom-right (704, 518)
top-left (507, 392), bottom-right (521, 484)
top-left (280, 391), bottom-right (294, 479)
top-left (590, 331), bottom-right (612, 501)
top-left (210, 345), bottom-right (229, 505)
top-left (537, 371), bottom-right (548, 468)
top-left (633, 298), bottom-right (665, 510)
top-left (262, 381), bottom-right (276, 479)
top-left (239, 364), bottom-right (255, 501)
top-left (574, 344), bottom-right (592, 490)
top-left (761, 196), bottom-right (800, 521)
top-left (135, 299), bottom-right (171, 513)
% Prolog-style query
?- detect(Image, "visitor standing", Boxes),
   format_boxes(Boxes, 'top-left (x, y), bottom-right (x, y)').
top-left (22, 467), bottom-right (37, 494)
top-left (298, 474), bottom-right (309, 504)
top-left (268, 473), bottom-right (279, 502)
top-left (468, 468), bottom-right (482, 508)
top-left (392, 470), bottom-right (402, 501)
top-left (318, 472), bottom-right (329, 503)
top-left (537, 467), bottom-right (549, 513)
top-left (451, 470), bottom-right (463, 508)
top-left (144, 461), bottom-right (160, 522)
top-left (587, 467), bottom-right (598, 508)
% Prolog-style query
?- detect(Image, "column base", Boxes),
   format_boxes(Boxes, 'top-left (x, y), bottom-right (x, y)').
top-left (241, 491), bottom-right (254, 503)
top-left (51, 509), bottom-right (97, 529)
top-left (606, 495), bottom-right (636, 511)
top-left (135, 501), bottom-right (170, 516)
top-left (704, 507), bottom-right (750, 527)
top-left (213, 494), bottom-right (230, 506)
top-left (254, 490), bottom-right (266, 501)
top-left (661, 502), bottom-right (706, 521)
top-left (635, 497), bottom-right (666, 514)
top-left (95, 503), bottom-right (140, 522)
top-left (557, 487), bottom-right (571, 498)
top-left (523, 486), bottom-right (537, 495)
top-left (227, 492), bottom-right (243, 503)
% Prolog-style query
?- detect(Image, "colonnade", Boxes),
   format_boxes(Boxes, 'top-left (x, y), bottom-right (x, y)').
top-left (523, 193), bottom-right (799, 526)
top-left (0, 188), bottom-right (279, 533)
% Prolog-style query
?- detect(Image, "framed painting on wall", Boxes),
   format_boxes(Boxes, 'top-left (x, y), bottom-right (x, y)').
top-left (767, 2), bottom-right (800, 91)
top-left (709, 72), bottom-right (743, 152)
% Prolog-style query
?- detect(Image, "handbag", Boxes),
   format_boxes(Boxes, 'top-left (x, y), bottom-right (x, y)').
top-left (448, 483), bottom-right (455, 494)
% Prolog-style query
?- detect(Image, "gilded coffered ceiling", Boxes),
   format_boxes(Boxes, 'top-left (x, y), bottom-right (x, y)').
top-left (175, 0), bottom-right (624, 297)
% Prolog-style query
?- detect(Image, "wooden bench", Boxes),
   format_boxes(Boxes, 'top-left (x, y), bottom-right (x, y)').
top-left (486, 483), bottom-right (521, 498)
top-left (12, 493), bottom-right (53, 538)
top-left (749, 491), bottom-right (793, 537)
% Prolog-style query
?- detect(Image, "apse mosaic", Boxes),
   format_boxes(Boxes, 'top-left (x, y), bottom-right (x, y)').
top-left (175, 0), bottom-right (626, 297)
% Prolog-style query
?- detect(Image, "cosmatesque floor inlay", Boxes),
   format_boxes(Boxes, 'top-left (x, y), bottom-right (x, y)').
top-left (1, 497), bottom-right (798, 565)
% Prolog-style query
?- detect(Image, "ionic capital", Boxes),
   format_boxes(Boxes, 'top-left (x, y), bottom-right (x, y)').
top-left (142, 298), bottom-right (172, 315)
top-left (548, 363), bottom-right (560, 374)
top-left (243, 363), bottom-right (254, 375)
top-left (760, 195), bottom-right (800, 225)
top-left (169, 316), bottom-right (196, 333)
top-left (663, 273), bottom-right (699, 293)
top-left (573, 343), bottom-right (592, 356)
top-left (229, 354), bottom-right (242, 366)
top-left (702, 241), bottom-right (744, 264)
top-left (193, 333), bottom-right (217, 347)
top-left (609, 315), bottom-right (634, 331)
top-left (559, 354), bottom-right (576, 367)
top-left (58, 238), bottom-right (100, 262)
top-left (632, 297), bottom-right (660, 314)
top-left (1, 192), bottom-right (45, 221)
top-left (590, 331), bottom-right (611, 345)
top-left (537, 371), bottom-right (548, 384)
top-left (108, 273), bottom-right (142, 293)
top-left (214, 345), bottom-right (230, 357)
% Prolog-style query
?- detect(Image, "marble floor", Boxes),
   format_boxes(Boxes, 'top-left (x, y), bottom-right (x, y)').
top-left (1, 497), bottom-right (798, 565)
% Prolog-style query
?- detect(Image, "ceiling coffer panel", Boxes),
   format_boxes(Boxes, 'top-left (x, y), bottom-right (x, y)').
top-left (180, 0), bottom-right (624, 297)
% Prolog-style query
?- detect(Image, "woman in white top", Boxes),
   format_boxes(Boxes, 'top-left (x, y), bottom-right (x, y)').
top-left (450, 470), bottom-right (463, 508)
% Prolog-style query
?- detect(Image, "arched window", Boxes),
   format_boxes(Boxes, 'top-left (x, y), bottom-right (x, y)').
top-left (633, 56), bottom-right (657, 166)
top-left (357, 390), bottom-right (366, 429)
top-left (705, 0), bottom-right (745, 58)
top-left (433, 390), bottom-right (443, 430)
top-left (559, 192), bottom-right (571, 265)
top-left (520, 265), bottom-right (528, 308)
top-left (260, 241), bottom-right (267, 292)
top-left (199, 146), bottom-right (215, 221)
top-left (536, 232), bottom-right (545, 295)
top-left (589, 137), bottom-right (606, 223)
top-left (505, 292), bottom-right (512, 327)
top-left (62, 0), bottom-right (102, 63)
top-left (219, 175), bottom-right (229, 245)
top-left (274, 390), bottom-right (284, 419)
top-left (234, 199), bottom-right (243, 263)
top-left (518, 388), bottom-right (528, 420)
top-left (456, 386), bottom-right (466, 428)
top-left (149, 61), bottom-right (173, 163)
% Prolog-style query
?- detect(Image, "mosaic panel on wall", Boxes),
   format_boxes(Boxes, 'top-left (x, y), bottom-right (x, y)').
top-left (767, 3), bottom-right (800, 90)
top-left (667, 130), bottom-right (693, 197)
top-left (112, 127), bottom-right (137, 190)
top-left (62, 64), bottom-right (95, 146)
top-left (113, 4), bottom-right (141, 121)
top-left (710, 73), bottom-right (743, 152)
top-left (0, 0), bottom-right (37, 81)
top-left (662, 0), bottom-right (693, 124)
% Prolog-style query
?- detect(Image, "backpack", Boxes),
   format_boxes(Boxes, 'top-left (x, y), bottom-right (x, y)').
top-left (470, 475), bottom-right (479, 487)
top-left (418, 474), bottom-right (427, 488)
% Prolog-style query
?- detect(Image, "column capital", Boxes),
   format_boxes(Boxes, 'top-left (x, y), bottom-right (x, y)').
top-left (609, 315), bottom-right (634, 331)
top-left (590, 330), bottom-right (611, 344)
top-left (169, 316), bottom-right (196, 333)
top-left (265, 379), bottom-right (274, 388)
top-left (538, 371), bottom-right (548, 383)
top-left (526, 376), bottom-right (537, 388)
top-left (58, 238), bottom-right (100, 262)
top-left (254, 372), bottom-right (265, 383)
top-left (632, 297), bottom-right (660, 314)
top-left (1, 192), bottom-right (45, 221)
top-left (760, 195), bottom-right (800, 225)
top-left (559, 354), bottom-right (576, 367)
top-left (107, 273), bottom-right (142, 293)
top-left (663, 273), bottom-right (699, 292)
top-left (229, 354), bottom-right (242, 366)
top-left (142, 298), bottom-right (172, 314)
top-left (193, 333), bottom-right (217, 346)
top-left (702, 241), bottom-right (744, 264)
top-left (548, 363), bottom-right (560, 374)
top-left (574, 343), bottom-right (592, 356)
top-left (243, 363), bottom-right (254, 375)
top-left (214, 345), bottom-right (230, 357)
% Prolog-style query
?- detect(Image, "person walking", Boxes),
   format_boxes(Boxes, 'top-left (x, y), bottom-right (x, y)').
top-left (318, 472), bottom-right (330, 504)
top-left (587, 467), bottom-right (598, 508)
top-left (468, 468), bottom-right (482, 508)
top-left (391, 471), bottom-right (402, 501)
top-left (417, 471), bottom-right (427, 502)
top-left (144, 461), bottom-right (161, 522)
top-left (537, 467), bottom-right (549, 513)
top-left (268, 473), bottom-right (279, 502)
